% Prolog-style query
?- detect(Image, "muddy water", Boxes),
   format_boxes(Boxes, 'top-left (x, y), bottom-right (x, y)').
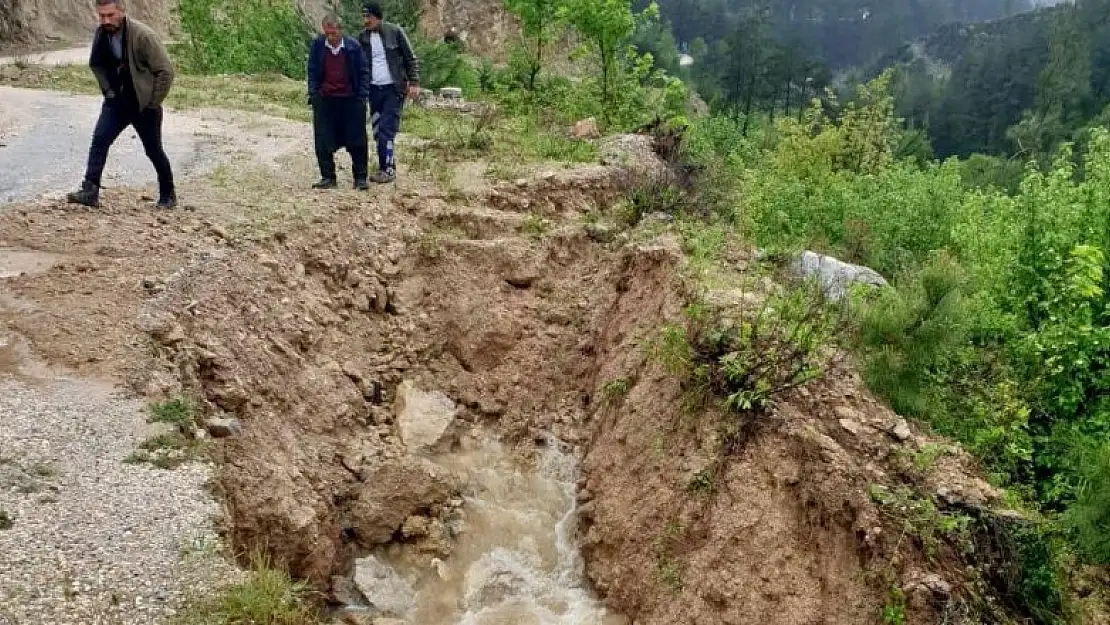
top-left (0, 247), bottom-right (62, 279)
top-left (375, 434), bottom-right (627, 625)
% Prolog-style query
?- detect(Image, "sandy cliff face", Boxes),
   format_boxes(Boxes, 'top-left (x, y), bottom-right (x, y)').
top-left (1, 0), bottom-right (515, 59)
top-left (0, 0), bottom-right (174, 49)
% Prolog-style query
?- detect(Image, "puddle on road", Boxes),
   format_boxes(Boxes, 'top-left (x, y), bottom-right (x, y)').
top-left (0, 333), bottom-right (54, 381)
top-left (361, 433), bottom-right (627, 625)
top-left (0, 247), bottom-right (63, 279)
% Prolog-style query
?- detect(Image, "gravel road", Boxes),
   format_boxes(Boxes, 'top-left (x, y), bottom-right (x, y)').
top-left (0, 86), bottom-right (211, 204)
top-left (0, 77), bottom-right (273, 622)
top-left (0, 351), bottom-right (236, 624)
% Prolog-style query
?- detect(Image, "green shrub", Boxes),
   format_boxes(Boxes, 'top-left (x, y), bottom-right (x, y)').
top-left (657, 283), bottom-right (840, 451)
top-left (854, 253), bottom-right (968, 419)
top-left (1066, 444), bottom-right (1110, 565)
top-left (174, 0), bottom-right (312, 78)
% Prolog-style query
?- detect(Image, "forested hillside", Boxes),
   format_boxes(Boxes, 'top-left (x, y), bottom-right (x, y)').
top-left (889, 0), bottom-right (1110, 158)
top-left (650, 0), bottom-right (1037, 69)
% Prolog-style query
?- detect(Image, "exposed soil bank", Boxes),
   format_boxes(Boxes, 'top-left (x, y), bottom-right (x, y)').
top-left (0, 116), bottom-right (1066, 625)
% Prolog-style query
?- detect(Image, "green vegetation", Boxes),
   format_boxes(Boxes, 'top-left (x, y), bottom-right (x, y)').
top-left (652, 520), bottom-right (687, 592)
top-left (150, 397), bottom-right (198, 430)
top-left (881, 584), bottom-right (907, 625)
top-left (658, 60), bottom-right (1109, 620)
top-left (175, 554), bottom-right (321, 625)
top-left (174, 0), bottom-right (312, 78)
top-left (125, 398), bottom-right (206, 470)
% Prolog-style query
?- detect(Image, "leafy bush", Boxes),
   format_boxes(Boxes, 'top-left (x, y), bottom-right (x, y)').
top-left (656, 283), bottom-right (841, 451)
top-left (174, 0), bottom-right (311, 78)
top-left (1066, 444), bottom-right (1110, 565)
top-left (416, 39), bottom-right (480, 94)
top-left (854, 253), bottom-right (968, 418)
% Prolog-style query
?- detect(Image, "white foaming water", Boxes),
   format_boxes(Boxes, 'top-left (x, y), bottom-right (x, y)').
top-left (374, 433), bottom-right (627, 625)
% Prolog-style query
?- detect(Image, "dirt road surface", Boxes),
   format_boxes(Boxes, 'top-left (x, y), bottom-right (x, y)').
top-left (0, 90), bottom-right (306, 623)
top-left (0, 45), bottom-right (90, 67)
top-left (0, 86), bottom-right (223, 204)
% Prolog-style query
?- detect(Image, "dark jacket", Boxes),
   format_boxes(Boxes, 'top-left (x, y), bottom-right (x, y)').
top-left (89, 17), bottom-right (174, 110)
top-left (358, 22), bottom-right (420, 90)
top-left (307, 35), bottom-right (371, 100)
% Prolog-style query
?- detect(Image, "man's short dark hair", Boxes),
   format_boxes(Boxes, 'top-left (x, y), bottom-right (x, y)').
top-left (362, 2), bottom-right (383, 18)
top-left (96, 0), bottom-right (122, 5)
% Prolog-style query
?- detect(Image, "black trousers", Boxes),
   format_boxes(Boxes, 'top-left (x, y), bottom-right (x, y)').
top-left (313, 95), bottom-right (369, 181)
top-left (83, 97), bottom-right (175, 195)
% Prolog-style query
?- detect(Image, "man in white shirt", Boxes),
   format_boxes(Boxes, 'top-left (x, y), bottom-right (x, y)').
top-left (359, 2), bottom-right (421, 184)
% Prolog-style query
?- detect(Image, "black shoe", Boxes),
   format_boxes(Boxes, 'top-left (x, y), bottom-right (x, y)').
top-left (369, 171), bottom-right (395, 184)
top-left (157, 192), bottom-right (177, 209)
top-left (65, 180), bottom-right (100, 207)
top-left (313, 178), bottom-right (337, 189)
top-left (354, 178), bottom-right (369, 191)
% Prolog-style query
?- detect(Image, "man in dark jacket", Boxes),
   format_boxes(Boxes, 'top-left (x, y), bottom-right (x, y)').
top-left (307, 13), bottom-right (372, 190)
top-left (66, 0), bottom-right (176, 209)
top-left (359, 2), bottom-right (421, 184)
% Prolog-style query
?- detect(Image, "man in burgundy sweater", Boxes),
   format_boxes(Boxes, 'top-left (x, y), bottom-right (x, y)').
top-left (307, 14), bottom-right (372, 190)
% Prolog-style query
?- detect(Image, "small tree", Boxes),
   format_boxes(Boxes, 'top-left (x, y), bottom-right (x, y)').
top-left (504, 0), bottom-right (565, 90)
top-left (561, 0), bottom-right (643, 106)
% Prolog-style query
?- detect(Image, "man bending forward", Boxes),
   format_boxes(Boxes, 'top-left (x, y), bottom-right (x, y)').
top-left (67, 0), bottom-right (176, 209)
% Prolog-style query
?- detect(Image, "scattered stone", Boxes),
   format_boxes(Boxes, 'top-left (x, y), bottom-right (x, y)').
top-left (505, 271), bottom-right (537, 288)
top-left (208, 224), bottom-right (230, 240)
top-left (790, 250), bottom-right (887, 301)
top-left (331, 575), bottom-right (365, 605)
top-left (906, 572), bottom-right (952, 596)
top-left (838, 418), bottom-right (863, 436)
top-left (891, 419), bottom-right (912, 442)
top-left (373, 284), bottom-right (389, 314)
top-left (353, 555), bottom-right (416, 618)
top-left (438, 86), bottom-right (463, 99)
top-left (572, 117), bottom-right (601, 139)
top-left (401, 515), bottom-right (431, 539)
top-left (203, 417), bottom-right (241, 438)
top-left (394, 380), bottom-right (457, 450)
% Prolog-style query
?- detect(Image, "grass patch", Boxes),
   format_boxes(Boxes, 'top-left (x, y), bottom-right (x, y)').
top-left (522, 213), bottom-right (551, 238)
top-left (653, 520), bottom-right (687, 593)
top-left (600, 377), bottom-right (631, 399)
top-left (124, 431), bottom-right (207, 470)
top-left (175, 554), bottom-right (321, 625)
top-left (150, 397), bottom-right (198, 429)
top-left (403, 106), bottom-right (598, 165)
top-left (1, 64), bottom-right (311, 122)
top-left (869, 484), bottom-right (973, 561)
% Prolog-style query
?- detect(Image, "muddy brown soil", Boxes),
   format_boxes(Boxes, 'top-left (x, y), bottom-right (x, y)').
top-left (0, 104), bottom-right (1046, 625)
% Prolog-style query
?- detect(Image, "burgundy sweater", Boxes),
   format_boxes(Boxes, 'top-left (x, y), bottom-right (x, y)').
top-left (321, 48), bottom-right (353, 97)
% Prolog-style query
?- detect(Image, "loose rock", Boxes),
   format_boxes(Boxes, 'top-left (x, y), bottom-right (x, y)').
top-left (353, 555), bottom-right (416, 618)
top-left (394, 380), bottom-right (457, 450)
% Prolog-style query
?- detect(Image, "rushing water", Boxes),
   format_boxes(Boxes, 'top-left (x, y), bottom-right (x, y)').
top-left (361, 432), bottom-right (627, 625)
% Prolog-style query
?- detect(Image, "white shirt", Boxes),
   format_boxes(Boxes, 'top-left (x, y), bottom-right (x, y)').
top-left (366, 32), bottom-right (394, 86)
top-left (324, 37), bottom-right (344, 55)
